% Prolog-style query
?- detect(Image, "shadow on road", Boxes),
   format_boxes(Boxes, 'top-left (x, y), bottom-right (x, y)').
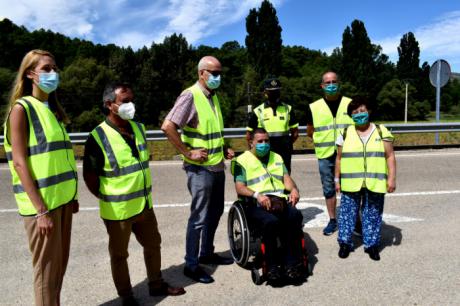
top-left (352, 221), bottom-right (403, 253)
top-left (99, 251), bottom-right (232, 306)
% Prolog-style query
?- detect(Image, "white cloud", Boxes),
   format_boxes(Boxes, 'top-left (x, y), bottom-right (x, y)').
top-left (0, 0), bottom-right (285, 50)
top-left (374, 10), bottom-right (460, 69)
top-left (0, 0), bottom-right (98, 38)
top-left (149, 0), bottom-right (285, 47)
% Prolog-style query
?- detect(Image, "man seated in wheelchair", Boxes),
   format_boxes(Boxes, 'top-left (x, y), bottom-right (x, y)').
top-left (231, 127), bottom-right (304, 285)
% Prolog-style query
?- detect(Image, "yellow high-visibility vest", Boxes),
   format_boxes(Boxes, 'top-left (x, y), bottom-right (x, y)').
top-left (181, 84), bottom-right (224, 166)
top-left (232, 151), bottom-right (287, 198)
top-left (340, 124), bottom-right (393, 193)
top-left (248, 102), bottom-right (298, 137)
top-left (91, 120), bottom-right (152, 220)
top-left (310, 96), bottom-right (353, 159)
top-left (4, 96), bottom-right (78, 215)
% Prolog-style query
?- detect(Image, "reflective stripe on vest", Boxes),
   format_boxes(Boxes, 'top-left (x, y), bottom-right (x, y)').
top-left (340, 125), bottom-right (393, 193)
top-left (3, 96), bottom-right (78, 216)
top-left (233, 151), bottom-right (287, 197)
top-left (310, 96), bottom-right (354, 159)
top-left (254, 103), bottom-right (292, 137)
top-left (91, 120), bottom-right (152, 220)
top-left (181, 84), bottom-right (224, 166)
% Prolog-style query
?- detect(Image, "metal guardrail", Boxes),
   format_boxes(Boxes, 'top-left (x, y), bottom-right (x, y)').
top-left (1, 122), bottom-right (460, 145)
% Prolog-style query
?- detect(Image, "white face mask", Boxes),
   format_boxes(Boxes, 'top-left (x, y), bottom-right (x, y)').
top-left (117, 102), bottom-right (136, 120)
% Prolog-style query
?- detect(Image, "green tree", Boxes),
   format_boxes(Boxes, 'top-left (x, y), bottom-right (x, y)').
top-left (340, 20), bottom-right (394, 102)
top-left (377, 79), bottom-right (430, 121)
top-left (396, 32), bottom-right (421, 80)
top-left (245, 0), bottom-right (282, 80)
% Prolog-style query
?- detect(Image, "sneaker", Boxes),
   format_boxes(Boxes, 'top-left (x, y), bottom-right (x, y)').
top-left (323, 219), bottom-right (338, 236)
top-left (365, 246), bottom-right (380, 261)
top-left (338, 243), bottom-right (351, 259)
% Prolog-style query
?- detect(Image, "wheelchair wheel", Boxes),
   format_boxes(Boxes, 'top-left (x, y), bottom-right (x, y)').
top-left (227, 202), bottom-right (250, 267)
top-left (251, 268), bottom-right (264, 285)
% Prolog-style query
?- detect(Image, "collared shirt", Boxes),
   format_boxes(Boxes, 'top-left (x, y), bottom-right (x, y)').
top-left (247, 101), bottom-right (298, 131)
top-left (165, 81), bottom-right (225, 172)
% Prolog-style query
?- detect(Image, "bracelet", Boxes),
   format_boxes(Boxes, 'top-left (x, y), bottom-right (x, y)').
top-left (334, 178), bottom-right (340, 183)
top-left (35, 210), bottom-right (49, 219)
top-left (252, 191), bottom-right (259, 199)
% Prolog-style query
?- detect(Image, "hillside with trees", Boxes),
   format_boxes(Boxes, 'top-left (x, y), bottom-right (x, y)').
top-left (1, 0), bottom-right (459, 132)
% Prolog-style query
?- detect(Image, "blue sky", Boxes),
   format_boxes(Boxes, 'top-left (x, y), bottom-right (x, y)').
top-left (1, 0), bottom-right (459, 71)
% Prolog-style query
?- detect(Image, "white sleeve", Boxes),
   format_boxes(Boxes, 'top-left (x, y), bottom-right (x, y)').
top-left (336, 133), bottom-right (344, 146)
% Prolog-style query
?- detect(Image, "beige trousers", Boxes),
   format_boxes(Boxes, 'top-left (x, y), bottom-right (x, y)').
top-left (24, 203), bottom-right (73, 306)
top-left (103, 207), bottom-right (163, 297)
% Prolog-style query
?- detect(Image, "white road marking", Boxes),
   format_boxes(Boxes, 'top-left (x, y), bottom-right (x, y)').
top-left (4, 189), bottom-right (455, 228)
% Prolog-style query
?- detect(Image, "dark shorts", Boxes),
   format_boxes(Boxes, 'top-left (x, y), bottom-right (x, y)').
top-left (318, 154), bottom-right (336, 199)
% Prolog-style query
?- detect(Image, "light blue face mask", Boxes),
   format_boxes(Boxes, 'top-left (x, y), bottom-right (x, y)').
top-left (38, 72), bottom-right (59, 94)
top-left (351, 112), bottom-right (369, 125)
top-left (255, 143), bottom-right (270, 157)
top-left (206, 74), bottom-right (221, 90)
top-left (323, 83), bottom-right (339, 96)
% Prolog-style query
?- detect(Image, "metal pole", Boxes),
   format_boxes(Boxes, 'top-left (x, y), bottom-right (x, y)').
top-left (247, 82), bottom-right (252, 113)
top-left (404, 82), bottom-right (408, 123)
top-left (435, 60), bottom-right (441, 145)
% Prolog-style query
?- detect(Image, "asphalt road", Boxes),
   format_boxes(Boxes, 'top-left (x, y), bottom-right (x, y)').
top-left (1, 149), bottom-right (459, 305)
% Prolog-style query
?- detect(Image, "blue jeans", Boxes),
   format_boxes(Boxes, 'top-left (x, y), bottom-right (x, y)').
top-left (338, 189), bottom-right (385, 248)
top-left (318, 154), bottom-right (336, 199)
top-left (184, 165), bottom-right (225, 268)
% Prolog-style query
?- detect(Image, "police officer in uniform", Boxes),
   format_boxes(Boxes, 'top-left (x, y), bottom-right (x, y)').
top-left (83, 83), bottom-right (185, 306)
top-left (246, 78), bottom-right (299, 173)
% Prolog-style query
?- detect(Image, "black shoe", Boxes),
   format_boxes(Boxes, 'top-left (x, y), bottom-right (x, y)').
top-left (365, 246), bottom-right (380, 261)
top-left (338, 243), bottom-right (351, 259)
top-left (121, 295), bottom-right (139, 306)
top-left (199, 253), bottom-right (233, 265)
top-left (266, 266), bottom-right (283, 287)
top-left (285, 263), bottom-right (304, 285)
top-left (183, 266), bottom-right (214, 284)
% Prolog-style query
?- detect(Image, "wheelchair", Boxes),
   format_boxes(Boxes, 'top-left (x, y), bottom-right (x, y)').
top-left (227, 199), bottom-right (311, 285)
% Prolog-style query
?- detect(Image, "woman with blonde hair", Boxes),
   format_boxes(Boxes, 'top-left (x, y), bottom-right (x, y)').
top-left (3, 49), bottom-right (78, 306)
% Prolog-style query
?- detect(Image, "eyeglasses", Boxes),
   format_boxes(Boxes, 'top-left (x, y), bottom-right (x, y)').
top-left (204, 69), bottom-right (222, 77)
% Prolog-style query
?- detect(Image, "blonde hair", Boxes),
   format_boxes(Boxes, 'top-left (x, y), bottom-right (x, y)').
top-left (5, 49), bottom-right (69, 124)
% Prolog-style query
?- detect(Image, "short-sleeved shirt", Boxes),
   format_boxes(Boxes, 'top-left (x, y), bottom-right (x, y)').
top-left (233, 152), bottom-right (288, 184)
top-left (335, 123), bottom-right (395, 146)
top-left (306, 95), bottom-right (343, 125)
top-left (247, 101), bottom-right (298, 131)
top-left (165, 81), bottom-right (224, 172)
top-left (247, 102), bottom-right (298, 153)
top-left (83, 119), bottom-right (139, 176)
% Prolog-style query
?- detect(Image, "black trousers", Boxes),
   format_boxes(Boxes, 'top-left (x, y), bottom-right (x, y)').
top-left (270, 137), bottom-right (293, 173)
top-left (246, 204), bottom-right (303, 268)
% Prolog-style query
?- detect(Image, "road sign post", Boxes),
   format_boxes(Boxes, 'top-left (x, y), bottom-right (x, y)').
top-left (429, 60), bottom-right (451, 145)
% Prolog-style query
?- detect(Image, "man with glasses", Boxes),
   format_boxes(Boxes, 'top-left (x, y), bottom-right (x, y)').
top-left (306, 71), bottom-right (354, 236)
top-left (162, 56), bottom-right (234, 284)
top-left (246, 78), bottom-right (299, 173)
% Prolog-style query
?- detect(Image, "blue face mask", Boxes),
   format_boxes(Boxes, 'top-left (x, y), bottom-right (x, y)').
top-left (255, 143), bottom-right (270, 157)
top-left (38, 72), bottom-right (59, 94)
top-left (351, 112), bottom-right (369, 125)
top-left (323, 83), bottom-right (339, 96)
top-left (206, 74), bottom-right (221, 90)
